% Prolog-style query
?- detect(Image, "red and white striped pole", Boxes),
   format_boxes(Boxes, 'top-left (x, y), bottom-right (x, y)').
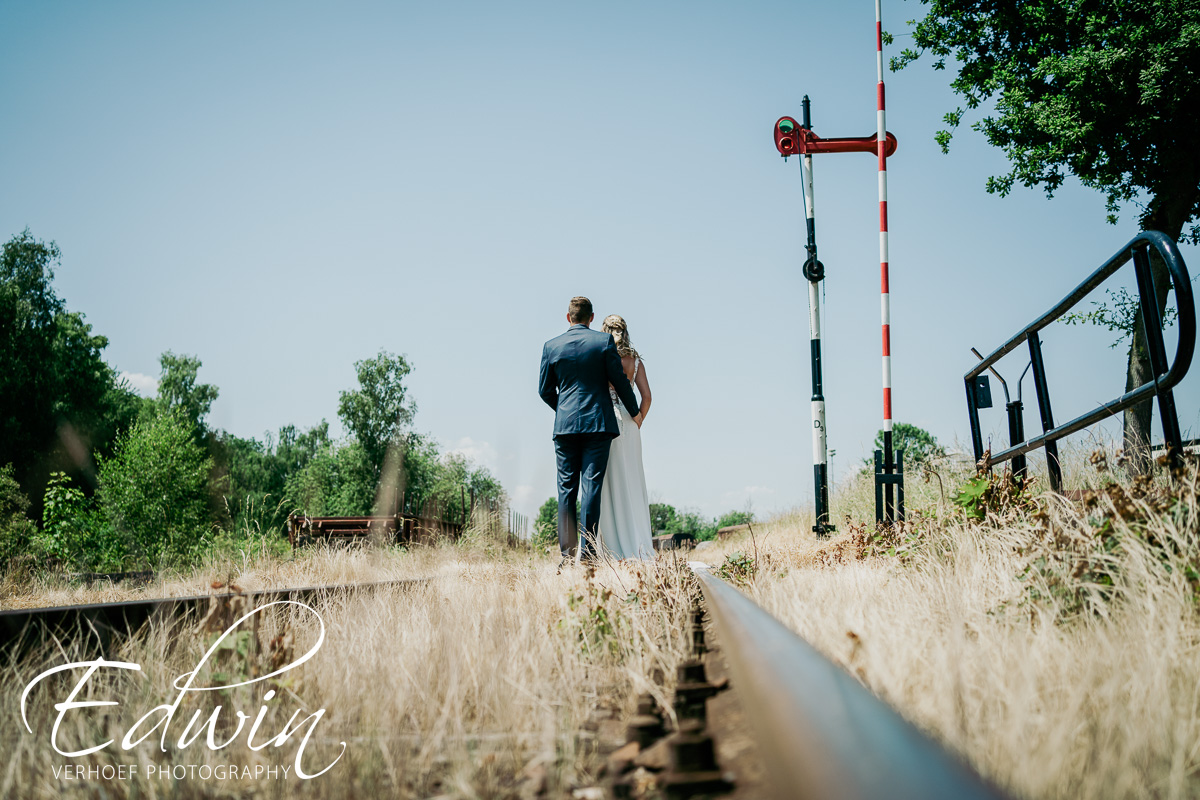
top-left (876, 0), bottom-right (897, 520)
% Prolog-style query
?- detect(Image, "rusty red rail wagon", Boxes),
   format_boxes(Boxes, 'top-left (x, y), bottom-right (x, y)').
top-left (286, 513), bottom-right (463, 548)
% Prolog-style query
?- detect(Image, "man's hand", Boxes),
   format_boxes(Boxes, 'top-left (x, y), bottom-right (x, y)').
top-left (632, 412), bottom-right (644, 428)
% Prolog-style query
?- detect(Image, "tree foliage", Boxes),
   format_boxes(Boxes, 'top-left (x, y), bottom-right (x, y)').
top-left (715, 510), bottom-right (755, 530)
top-left (0, 463), bottom-right (38, 567)
top-left (0, 230), bottom-right (131, 505)
top-left (534, 496), bottom-right (559, 545)
top-left (96, 409), bottom-right (214, 567)
top-left (156, 351), bottom-right (219, 438)
top-left (338, 350), bottom-right (416, 478)
top-left (869, 422), bottom-right (945, 464)
top-left (649, 503), bottom-right (677, 533)
top-left (894, 1), bottom-right (1200, 465)
top-left (894, 0), bottom-right (1200, 240)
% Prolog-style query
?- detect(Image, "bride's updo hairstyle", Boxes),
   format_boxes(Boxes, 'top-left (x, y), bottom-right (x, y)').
top-left (601, 315), bottom-right (640, 360)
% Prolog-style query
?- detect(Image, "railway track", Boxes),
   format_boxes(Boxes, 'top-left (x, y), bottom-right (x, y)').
top-left (669, 567), bottom-right (1012, 800)
top-left (0, 578), bottom-right (428, 661)
top-left (3, 561), bottom-right (1014, 799)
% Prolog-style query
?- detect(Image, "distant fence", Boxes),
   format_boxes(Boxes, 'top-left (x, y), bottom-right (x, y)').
top-left (966, 230), bottom-right (1195, 491)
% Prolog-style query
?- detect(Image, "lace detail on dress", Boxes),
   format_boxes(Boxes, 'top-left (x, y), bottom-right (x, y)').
top-left (610, 359), bottom-right (640, 405)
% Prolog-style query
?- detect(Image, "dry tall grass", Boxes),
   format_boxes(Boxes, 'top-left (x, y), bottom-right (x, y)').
top-left (3, 541), bottom-right (698, 798)
top-left (698, 448), bottom-right (1200, 799)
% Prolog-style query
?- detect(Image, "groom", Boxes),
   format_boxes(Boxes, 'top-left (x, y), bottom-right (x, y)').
top-left (539, 296), bottom-right (642, 563)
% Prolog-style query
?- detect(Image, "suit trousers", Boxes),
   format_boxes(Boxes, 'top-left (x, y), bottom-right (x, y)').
top-left (553, 432), bottom-right (613, 559)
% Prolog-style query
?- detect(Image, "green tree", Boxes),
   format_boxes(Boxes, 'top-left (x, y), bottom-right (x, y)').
top-left (0, 463), bottom-right (38, 567)
top-left (212, 421), bottom-right (331, 531)
top-left (649, 502), bottom-right (677, 533)
top-left (276, 421), bottom-right (331, 475)
top-left (534, 496), bottom-right (558, 545)
top-left (715, 510), bottom-right (754, 530)
top-left (399, 433), bottom-right (443, 515)
top-left (666, 510), bottom-right (717, 542)
top-left (0, 230), bottom-right (129, 506)
top-left (156, 351), bottom-right (219, 438)
top-left (338, 350), bottom-right (416, 480)
top-left (36, 472), bottom-right (123, 571)
top-left (894, 1), bottom-right (1200, 467)
top-left (282, 440), bottom-right (379, 518)
top-left (423, 452), bottom-right (504, 524)
top-left (97, 410), bottom-right (214, 566)
top-left (866, 422), bottom-right (944, 465)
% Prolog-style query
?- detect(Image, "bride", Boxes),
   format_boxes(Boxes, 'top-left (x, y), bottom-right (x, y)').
top-left (597, 315), bottom-right (655, 560)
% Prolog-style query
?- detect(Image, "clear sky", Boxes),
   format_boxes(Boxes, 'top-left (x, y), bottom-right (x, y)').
top-left (3, 1), bottom-right (1197, 522)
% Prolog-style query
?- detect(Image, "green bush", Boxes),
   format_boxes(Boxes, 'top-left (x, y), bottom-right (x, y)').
top-left (715, 510), bottom-right (754, 530)
top-left (534, 497), bottom-right (558, 546)
top-left (0, 463), bottom-right (37, 567)
top-left (97, 409), bottom-right (213, 567)
top-left (37, 471), bottom-right (127, 571)
top-left (283, 441), bottom-right (375, 517)
top-left (666, 510), bottom-right (718, 542)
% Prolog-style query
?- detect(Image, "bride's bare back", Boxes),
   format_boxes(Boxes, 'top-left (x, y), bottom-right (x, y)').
top-left (619, 355), bottom-right (651, 425)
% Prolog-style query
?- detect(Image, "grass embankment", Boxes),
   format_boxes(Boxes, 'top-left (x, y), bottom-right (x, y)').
top-left (3, 534), bottom-right (698, 799)
top-left (697, 448), bottom-right (1200, 800)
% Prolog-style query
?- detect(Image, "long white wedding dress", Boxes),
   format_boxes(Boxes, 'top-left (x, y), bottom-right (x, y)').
top-left (598, 359), bottom-right (654, 560)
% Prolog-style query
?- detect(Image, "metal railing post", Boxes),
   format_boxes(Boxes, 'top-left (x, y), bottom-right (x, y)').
top-left (1132, 245), bottom-right (1184, 469)
top-left (874, 449), bottom-right (884, 524)
top-left (1006, 400), bottom-right (1026, 479)
top-left (1026, 331), bottom-right (1062, 492)
top-left (966, 377), bottom-right (985, 463)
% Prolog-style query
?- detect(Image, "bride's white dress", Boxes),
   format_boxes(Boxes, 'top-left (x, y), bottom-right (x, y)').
top-left (598, 359), bottom-right (654, 560)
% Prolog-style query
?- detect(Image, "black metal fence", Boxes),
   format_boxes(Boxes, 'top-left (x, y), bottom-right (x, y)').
top-left (965, 230), bottom-right (1195, 491)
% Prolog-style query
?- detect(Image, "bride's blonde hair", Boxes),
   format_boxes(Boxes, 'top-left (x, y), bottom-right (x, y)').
top-left (601, 314), bottom-right (640, 360)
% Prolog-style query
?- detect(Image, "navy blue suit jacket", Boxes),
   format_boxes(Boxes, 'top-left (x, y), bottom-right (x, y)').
top-left (539, 324), bottom-right (641, 437)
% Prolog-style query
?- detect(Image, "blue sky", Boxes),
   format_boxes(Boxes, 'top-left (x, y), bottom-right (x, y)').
top-left (3, 1), bottom-right (1197, 521)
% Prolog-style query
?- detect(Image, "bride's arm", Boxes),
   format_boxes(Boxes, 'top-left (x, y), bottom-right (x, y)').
top-left (634, 362), bottom-right (652, 424)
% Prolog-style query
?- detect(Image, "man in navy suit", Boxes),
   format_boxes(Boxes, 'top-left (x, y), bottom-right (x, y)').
top-left (539, 296), bottom-right (642, 562)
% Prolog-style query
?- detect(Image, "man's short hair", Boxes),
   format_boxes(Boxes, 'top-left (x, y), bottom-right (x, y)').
top-left (568, 296), bottom-right (593, 323)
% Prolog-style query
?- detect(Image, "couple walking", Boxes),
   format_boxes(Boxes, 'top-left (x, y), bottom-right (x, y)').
top-left (538, 296), bottom-right (654, 563)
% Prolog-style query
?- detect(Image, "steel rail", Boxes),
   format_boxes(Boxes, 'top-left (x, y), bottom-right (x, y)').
top-left (1, 578), bottom-right (428, 660)
top-left (694, 570), bottom-right (1012, 800)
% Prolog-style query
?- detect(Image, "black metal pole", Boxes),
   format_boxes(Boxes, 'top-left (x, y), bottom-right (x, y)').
top-left (799, 95), bottom-right (833, 537)
top-left (1006, 400), bottom-right (1026, 479)
top-left (1133, 245), bottom-right (1185, 470)
top-left (1027, 331), bottom-right (1062, 492)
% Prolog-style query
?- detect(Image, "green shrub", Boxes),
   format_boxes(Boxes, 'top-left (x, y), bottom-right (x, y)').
top-left (666, 510), bottom-right (717, 542)
top-left (715, 510), bottom-right (754, 530)
top-left (0, 463), bottom-right (37, 567)
top-left (97, 409), bottom-right (213, 567)
top-left (283, 441), bottom-right (375, 517)
top-left (37, 471), bottom-right (127, 571)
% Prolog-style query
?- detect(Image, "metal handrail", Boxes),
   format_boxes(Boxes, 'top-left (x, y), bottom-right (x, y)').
top-left (965, 231), bottom-right (1195, 488)
top-left (694, 570), bottom-right (1011, 800)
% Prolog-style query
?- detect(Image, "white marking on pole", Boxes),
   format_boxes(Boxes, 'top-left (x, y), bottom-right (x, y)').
top-left (877, 0), bottom-right (892, 433)
top-left (812, 400), bottom-right (827, 464)
top-left (802, 155), bottom-right (815, 219)
top-left (809, 281), bottom-right (821, 340)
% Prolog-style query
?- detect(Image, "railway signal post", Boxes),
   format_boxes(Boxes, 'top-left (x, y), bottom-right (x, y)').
top-left (773, 16), bottom-right (902, 532)
top-left (775, 97), bottom-right (833, 537)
